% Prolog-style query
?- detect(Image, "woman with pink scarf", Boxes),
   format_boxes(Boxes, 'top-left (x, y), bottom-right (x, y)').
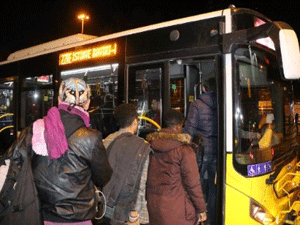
top-left (15, 78), bottom-right (112, 225)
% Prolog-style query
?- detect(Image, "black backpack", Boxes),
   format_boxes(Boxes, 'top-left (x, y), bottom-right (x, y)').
top-left (0, 127), bottom-right (43, 225)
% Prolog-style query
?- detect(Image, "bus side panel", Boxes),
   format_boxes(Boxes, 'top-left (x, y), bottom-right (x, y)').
top-left (225, 154), bottom-right (256, 224)
top-left (225, 185), bottom-right (260, 225)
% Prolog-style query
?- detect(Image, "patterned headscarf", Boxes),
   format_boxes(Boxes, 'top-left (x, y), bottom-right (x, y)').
top-left (59, 78), bottom-right (91, 110)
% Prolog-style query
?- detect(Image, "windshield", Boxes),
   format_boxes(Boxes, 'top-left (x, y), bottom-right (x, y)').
top-left (233, 46), bottom-right (297, 176)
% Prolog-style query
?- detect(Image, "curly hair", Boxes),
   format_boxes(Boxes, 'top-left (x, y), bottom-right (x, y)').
top-left (163, 109), bottom-right (185, 128)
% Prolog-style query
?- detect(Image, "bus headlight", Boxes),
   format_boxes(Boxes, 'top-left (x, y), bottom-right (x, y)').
top-left (250, 199), bottom-right (275, 224)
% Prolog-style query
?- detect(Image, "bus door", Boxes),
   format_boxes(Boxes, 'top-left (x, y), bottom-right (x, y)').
top-left (128, 63), bottom-right (164, 137)
top-left (128, 57), bottom-right (219, 223)
top-left (127, 57), bottom-right (219, 134)
top-left (0, 77), bottom-right (15, 155)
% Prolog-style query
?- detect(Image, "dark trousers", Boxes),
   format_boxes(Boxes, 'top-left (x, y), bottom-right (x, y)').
top-left (200, 159), bottom-right (217, 225)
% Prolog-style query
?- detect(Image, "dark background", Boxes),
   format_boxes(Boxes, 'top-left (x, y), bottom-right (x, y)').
top-left (0, 1), bottom-right (299, 61)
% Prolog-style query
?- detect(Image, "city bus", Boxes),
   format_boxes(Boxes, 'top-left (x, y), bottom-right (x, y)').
top-left (1, 5), bottom-right (300, 224)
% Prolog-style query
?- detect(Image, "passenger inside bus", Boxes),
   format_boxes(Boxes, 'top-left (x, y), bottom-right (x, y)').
top-left (90, 93), bottom-right (118, 138)
top-left (146, 98), bottom-right (160, 125)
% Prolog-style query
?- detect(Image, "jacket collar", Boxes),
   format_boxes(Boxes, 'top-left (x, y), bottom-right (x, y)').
top-left (146, 128), bottom-right (191, 152)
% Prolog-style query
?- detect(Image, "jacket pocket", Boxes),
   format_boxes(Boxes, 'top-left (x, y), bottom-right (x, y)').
top-left (185, 196), bottom-right (195, 220)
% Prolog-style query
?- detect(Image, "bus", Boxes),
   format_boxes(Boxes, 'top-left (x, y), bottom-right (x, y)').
top-left (1, 5), bottom-right (300, 224)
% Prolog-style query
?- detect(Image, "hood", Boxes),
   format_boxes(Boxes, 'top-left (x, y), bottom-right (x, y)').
top-left (146, 128), bottom-right (191, 152)
top-left (199, 92), bottom-right (217, 110)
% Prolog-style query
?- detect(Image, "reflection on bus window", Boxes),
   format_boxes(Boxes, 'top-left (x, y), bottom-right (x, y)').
top-left (20, 89), bottom-right (54, 128)
top-left (61, 64), bottom-right (119, 138)
top-left (0, 79), bottom-right (14, 155)
top-left (234, 47), bottom-right (296, 174)
top-left (129, 68), bottom-right (161, 136)
top-left (23, 75), bottom-right (53, 87)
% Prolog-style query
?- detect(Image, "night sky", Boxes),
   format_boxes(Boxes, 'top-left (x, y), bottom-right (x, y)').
top-left (0, 0), bottom-right (299, 61)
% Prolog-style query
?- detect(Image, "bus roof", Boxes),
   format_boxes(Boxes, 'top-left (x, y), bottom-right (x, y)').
top-left (0, 8), bottom-right (228, 65)
top-left (6, 33), bottom-right (97, 61)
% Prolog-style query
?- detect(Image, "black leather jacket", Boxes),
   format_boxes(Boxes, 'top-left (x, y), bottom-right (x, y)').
top-left (11, 111), bottom-right (113, 222)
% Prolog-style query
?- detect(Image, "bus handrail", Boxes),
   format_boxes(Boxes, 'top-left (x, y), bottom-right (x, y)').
top-left (138, 116), bottom-right (161, 130)
top-left (0, 125), bottom-right (14, 134)
top-left (0, 113), bottom-right (14, 120)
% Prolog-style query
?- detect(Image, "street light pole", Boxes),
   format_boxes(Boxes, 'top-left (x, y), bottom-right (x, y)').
top-left (78, 14), bottom-right (89, 34)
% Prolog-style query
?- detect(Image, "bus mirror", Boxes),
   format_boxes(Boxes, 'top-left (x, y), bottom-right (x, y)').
top-left (278, 28), bottom-right (300, 79)
top-left (269, 22), bottom-right (300, 80)
top-left (223, 21), bottom-right (300, 80)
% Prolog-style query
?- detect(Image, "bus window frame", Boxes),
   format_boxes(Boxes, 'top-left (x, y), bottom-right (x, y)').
top-left (231, 43), bottom-right (286, 177)
top-left (127, 62), bottom-right (167, 121)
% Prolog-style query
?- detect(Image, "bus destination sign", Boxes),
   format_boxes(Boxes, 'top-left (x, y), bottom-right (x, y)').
top-left (59, 43), bottom-right (117, 66)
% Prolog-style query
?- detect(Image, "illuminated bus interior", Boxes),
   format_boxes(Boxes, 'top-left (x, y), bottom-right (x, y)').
top-left (128, 58), bottom-right (216, 137)
top-left (61, 64), bottom-right (119, 138)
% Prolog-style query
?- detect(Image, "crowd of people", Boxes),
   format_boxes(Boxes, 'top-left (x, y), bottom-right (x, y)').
top-left (0, 77), bottom-right (218, 225)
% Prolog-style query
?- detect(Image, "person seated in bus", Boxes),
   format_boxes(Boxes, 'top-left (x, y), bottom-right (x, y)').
top-left (147, 98), bottom-right (160, 125)
top-left (183, 77), bottom-right (217, 225)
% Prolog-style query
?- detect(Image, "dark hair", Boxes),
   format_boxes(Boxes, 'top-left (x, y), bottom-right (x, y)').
top-left (203, 77), bottom-right (216, 92)
top-left (114, 103), bottom-right (138, 128)
top-left (163, 109), bottom-right (185, 128)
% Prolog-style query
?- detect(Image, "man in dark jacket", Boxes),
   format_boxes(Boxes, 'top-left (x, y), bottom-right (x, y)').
top-left (184, 77), bottom-right (218, 225)
top-left (146, 109), bottom-right (207, 225)
top-left (10, 78), bottom-right (113, 225)
top-left (102, 103), bottom-right (152, 225)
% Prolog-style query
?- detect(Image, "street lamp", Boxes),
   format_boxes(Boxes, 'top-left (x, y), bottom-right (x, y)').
top-left (78, 14), bottom-right (89, 34)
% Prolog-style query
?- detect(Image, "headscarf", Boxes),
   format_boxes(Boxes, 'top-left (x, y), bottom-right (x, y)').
top-left (32, 78), bottom-right (91, 159)
top-left (59, 78), bottom-right (91, 110)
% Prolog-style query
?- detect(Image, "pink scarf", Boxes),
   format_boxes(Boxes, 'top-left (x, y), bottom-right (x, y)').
top-left (32, 103), bottom-right (89, 159)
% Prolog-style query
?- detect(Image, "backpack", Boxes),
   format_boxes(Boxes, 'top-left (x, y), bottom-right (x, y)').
top-left (0, 133), bottom-right (43, 225)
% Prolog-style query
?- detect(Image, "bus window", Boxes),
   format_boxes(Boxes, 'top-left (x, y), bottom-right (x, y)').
top-left (233, 46), bottom-right (296, 176)
top-left (128, 66), bottom-right (162, 137)
top-left (20, 89), bottom-right (54, 128)
top-left (61, 64), bottom-right (119, 137)
top-left (0, 79), bottom-right (14, 155)
top-left (20, 75), bottom-right (54, 129)
top-left (170, 78), bottom-right (184, 113)
top-left (170, 61), bottom-right (185, 114)
top-left (23, 75), bottom-right (52, 87)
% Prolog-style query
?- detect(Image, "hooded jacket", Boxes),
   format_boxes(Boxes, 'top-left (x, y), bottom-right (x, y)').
top-left (184, 92), bottom-right (218, 162)
top-left (146, 128), bottom-right (206, 225)
top-left (11, 110), bottom-right (113, 223)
